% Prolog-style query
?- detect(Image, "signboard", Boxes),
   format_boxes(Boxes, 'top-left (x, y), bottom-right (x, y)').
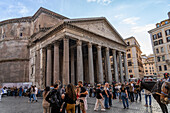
top-left (2, 82), bottom-right (32, 88)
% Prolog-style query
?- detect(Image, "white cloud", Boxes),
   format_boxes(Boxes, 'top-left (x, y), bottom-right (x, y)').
top-left (114, 14), bottom-right (124, 19)
top-left (87, 0), bottom-right (112, 5)
top-left (122, 17), bottom-right (140, 25)
top-left (7, 2), bottom-right (29, 16)
top-left (131, 24), bottom-right (155, 33)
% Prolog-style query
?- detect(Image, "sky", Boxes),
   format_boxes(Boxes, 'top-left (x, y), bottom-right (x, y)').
top-left (0, 0), bottom-right (169, 55)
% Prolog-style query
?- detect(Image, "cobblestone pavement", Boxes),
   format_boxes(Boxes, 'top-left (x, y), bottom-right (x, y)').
top-left (0, 95), bottom-right (169, 113)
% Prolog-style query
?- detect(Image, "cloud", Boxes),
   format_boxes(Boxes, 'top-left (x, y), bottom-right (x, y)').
top-left (87, 0), bottom-right (112, 5)
top-left (7, 2), bottom-right (29, 16)
top-left (122, 17), bottom-right (140, 25)
top-left (114, 14), bottom-right (124, 19)
top-left (131, 24), bottom-right (155, 33)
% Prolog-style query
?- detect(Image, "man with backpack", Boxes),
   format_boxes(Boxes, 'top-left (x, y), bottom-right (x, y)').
top-left (46, 84), bottom-right (61, 113)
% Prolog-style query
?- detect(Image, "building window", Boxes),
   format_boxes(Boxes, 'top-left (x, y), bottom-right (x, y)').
top-left (127, 54), bottom-right (131, 58)
top-left (156, 48), bottom-right (159, 53)
top-left (20, 33), bottom-right (22, 37)
top-left (165, 21), bottom-right (168, 24)
top-left (164, 65), bottom-right (167, 71)
top-left (128, 61), bottom-right (132, 66)
top-left (145, 67), bottom-right (147, 69)
top-left (153, 34), bottom-right (157, 40)
top-left (167, 37), bottom-right (170, 42)
top-left (149, 67), bottom-right (151, 69)
top-left (157, 56), bottom-right (161, 62)
top-left (158, 39), bottom-right (163, 45)
top-left (162, 55), bottom-right (165, 61)
top-left (127, 42), bottom-right (130, 46)
top-left (129, 70), bottom-right (132, 73)
top-left (145, 70), bottom-right (148, 72)
top-left (159, 66), bottom-right (162, 71)
top-left (157, 32), bottom-right (162, 38)
top-left (161, 47), bottom-right (164, 53)
top-left (154, 41), bottom-right (158, 46)
top-left (165, 29), bottom-right (170, 36)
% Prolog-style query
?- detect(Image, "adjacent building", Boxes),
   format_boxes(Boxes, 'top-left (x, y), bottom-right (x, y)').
top-left (142, 54), bottom-right (157, 76)
top-left (0, 7), bottom-right (128, 88)
top-left (125, 37), bottom-right (144, 79)
top-left (148, 12), bottom-right (170, 78)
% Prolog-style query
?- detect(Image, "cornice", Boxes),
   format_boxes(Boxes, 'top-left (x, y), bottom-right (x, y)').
top-left (0, 58), bottom-right (29, 63)
top-left (148, 23), bottom-right (170, 33)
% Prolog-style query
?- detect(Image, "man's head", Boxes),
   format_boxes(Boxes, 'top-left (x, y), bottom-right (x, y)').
top-left (54, 84), bottom-right (59, 90)
top-left (97, 84), bottom-right (101, 88)
top-left (78, 81), bottom-right (83, 87)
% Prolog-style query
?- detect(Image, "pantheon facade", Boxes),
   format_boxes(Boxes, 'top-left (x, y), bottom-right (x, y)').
top-left (0, 7), bottom-right (128, 88)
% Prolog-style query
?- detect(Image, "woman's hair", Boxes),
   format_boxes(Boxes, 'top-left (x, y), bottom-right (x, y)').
top-left (44, 86), bottom-right (50, 96)
top-left (121, 84), bottom-right (125, 89)
top-left (66, 83), bottom-right (76, 101)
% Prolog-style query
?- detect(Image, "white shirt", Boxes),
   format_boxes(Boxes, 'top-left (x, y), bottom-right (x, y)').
top-left (35, 87), bottom-right (38, 95)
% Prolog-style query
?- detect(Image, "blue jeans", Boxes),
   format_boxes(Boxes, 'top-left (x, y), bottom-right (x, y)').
top-left (136, 91), bottom-right (141, 101)
top-left (145, 95), bottom-right (151, 105)
top-left (104, 95), bottom-right (109, 108)
top-left (19, 92), bottom-right (22, 97)
top-left (121, 96), bottom-right (129, 108)
top-left (30, 94), bottom-right (36, 101)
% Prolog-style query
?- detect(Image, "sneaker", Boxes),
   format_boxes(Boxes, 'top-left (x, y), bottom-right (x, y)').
top-left (144, 104), bottom-right (148, 107)
top-left (149, 105), bottom-right (152, 107)
top-left (123, 107), bottom-right (126, 109)
top-left (36, 100), bottom-right (38, 102)
top-left (101, 109), bottom-right (106, 111)
top-left (94, 109), bottom-right (98, 111)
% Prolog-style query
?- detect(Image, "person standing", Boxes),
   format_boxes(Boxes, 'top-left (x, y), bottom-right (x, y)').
top-left (129, 82), bottom-right (134, 102)
top-left (78, 81), bottom-right (88, 113)
top-left (30, 86), bottom-right (36, 102)
top-left (60, 83), bottom-right (77, 113)
top-left (104, 83), bottom-right (110, 109)
top-left (34, 85), bottom-right (38, 102)
top-left (144, 89), bottom-right (152, 107)
top-left (94, 84), bottom-right (105, 111)
top-left (46, 84), bottom-right (61, 113)
top-left (120, 84), bottom-right (129, 109)
top-left (42, 86), bottom-right (50, 113)
top-left (135, 82), bottom-right (141, 102)
top-left (19, 86), bottom-right (23, 97)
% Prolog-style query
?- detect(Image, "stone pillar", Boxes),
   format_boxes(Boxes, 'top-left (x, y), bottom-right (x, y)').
top-left (71, 48), bottom-right (75, 84)
top-left (40, 48), bottom-right (45, 89)
top-left (106, 47), bottom-right (112, 84)
top-left (119, 51), bottom-right (124, 83)
top-left (46, 45), bottom-right (52, 86)
top-left (88, 43), bottom-right (94, 85)
top-left (124, 52), bottom-right (129, 81)
top-left (53, 41), bottom-right (60, 84)
top-left (77, 40), bottom-right (84, 82)
top-left (113, 49), bottom-right (119, 82)
top-left (63, 37), bottom-right (69, 85)
top-left (97, 45), bottom-right (103, 84)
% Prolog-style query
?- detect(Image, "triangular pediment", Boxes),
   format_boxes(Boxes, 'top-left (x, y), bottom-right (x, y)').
top-left (65, 18), bottom-right (126, 45)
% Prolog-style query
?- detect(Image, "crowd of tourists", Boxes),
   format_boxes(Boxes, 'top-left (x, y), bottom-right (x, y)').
top-left (39, 79), bottom-right (153, 113)
top-left (0, 79), bottom-right (153, 113)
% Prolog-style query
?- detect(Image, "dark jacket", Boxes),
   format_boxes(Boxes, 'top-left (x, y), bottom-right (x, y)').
top-left (45, 89), bottom-right (61, 108)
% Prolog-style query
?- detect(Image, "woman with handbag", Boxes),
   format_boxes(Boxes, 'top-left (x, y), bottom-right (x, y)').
top-left (120, 84), bottom-right (129, 109)
top-left (42, 86), bottom-right (50, 113)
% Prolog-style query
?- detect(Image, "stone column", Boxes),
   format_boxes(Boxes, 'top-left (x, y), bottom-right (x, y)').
top-left (119, 51), bottom-right (124, 83)
top-left (124, 52), bottom-right (129, 81)
top-left (106, 47), bottom-right (112, 84)
top-left (112, 49), bottom-right (119, 82)
top-left (46, 45), bottom-right (52, 86)
top-left (71, 48), bottom-right (75, 84)
top-left (40, 48), bottom-right (45, 89)
top-left (97, 45), bottom-right (103, 84)
top-left (77, 40), bottom-right (84, 82)
top-left (63, 37), bottom-right (69, 85)
top-left (53, 41), bottom-right (60, 84)
top-left (88, 43), bottom-right (94, 85)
